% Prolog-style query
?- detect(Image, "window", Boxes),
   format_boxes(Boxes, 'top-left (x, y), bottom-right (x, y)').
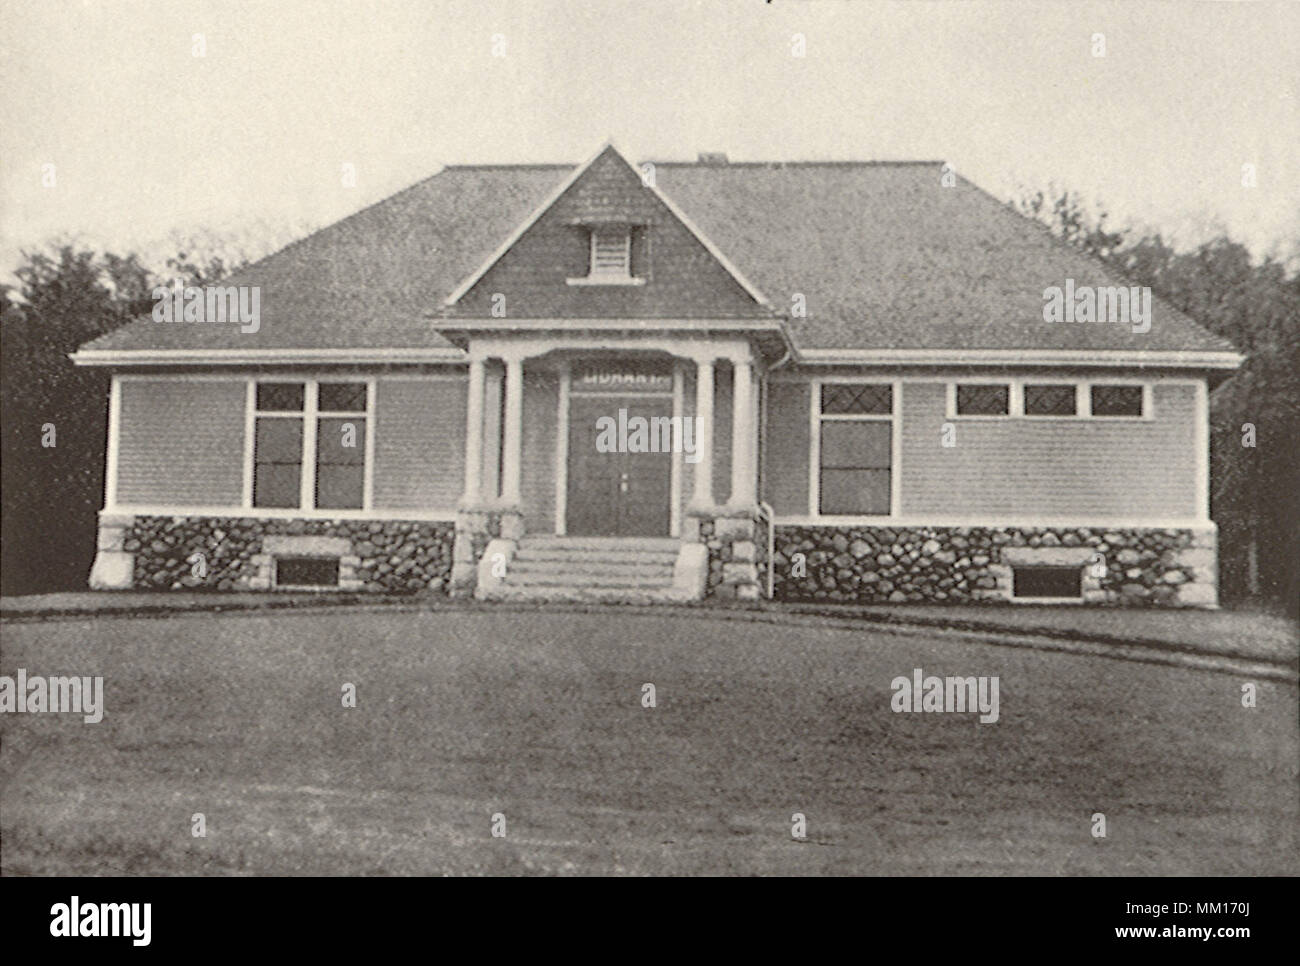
top-left (950, 381), bottom-right (1149, 418)
top-left (253, 381), bottom-right (369, 510)
top-left (254, 383), bottom-right (304, 508)
top-left (955, 384), bottom-right (1010, 416)
top-left (1090, 384), bottom-right (1144, 417)
top-left (274, 556), bottom-right (340, 588)
top-left (567, 226), bottom-right (644, 285)
top-left (817, 383), bottom-right (893, 515)
top-left (591, 228), bottom-right (630, 276)
top-left (1023, 384), bottom-right (1077, 416)
top-left (1012, 567), bottom-right (1082, 599)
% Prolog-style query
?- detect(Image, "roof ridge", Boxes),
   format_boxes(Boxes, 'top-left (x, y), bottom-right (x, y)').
top-left (443, 163), bottom-right (575, 170)
top-left (650, 159), bottom-right (946, 167)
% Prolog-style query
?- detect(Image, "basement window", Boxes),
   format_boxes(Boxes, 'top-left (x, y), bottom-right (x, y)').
top-left (1012, 566), bottom-right (1082, 600)
top-left (274, 556), bottom-right (340, 589)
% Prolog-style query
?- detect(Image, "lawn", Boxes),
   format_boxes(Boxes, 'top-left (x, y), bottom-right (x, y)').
top-left (1, 607), bottom-right (1296, 875)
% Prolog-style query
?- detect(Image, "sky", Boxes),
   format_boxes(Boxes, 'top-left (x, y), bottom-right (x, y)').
top-left (1, 0), bottom-right (1297, 278)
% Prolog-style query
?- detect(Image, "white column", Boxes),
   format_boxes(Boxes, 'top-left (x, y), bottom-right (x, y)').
top-left (691, 357), bottom-right (715, 508)
top-left (729, 359), bottom-right (756, 506)
top-left (501, 357), bottom-right (524, 506)
top-left (461, 356), bottom-right (485, 505)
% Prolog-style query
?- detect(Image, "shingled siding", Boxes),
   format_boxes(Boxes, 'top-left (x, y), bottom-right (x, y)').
top-left (116, 379), bottom-right (245, 506)
top-left (762, 381), bottom-right (810, 515)
top-left (900, 382), bottom-right (1199, 518)
top-left (453, 149), bottom-right (765, 319)
top-left (522, 369), bottom-right (558, 534)
top-left (372, 377), bottom-right (466, 512)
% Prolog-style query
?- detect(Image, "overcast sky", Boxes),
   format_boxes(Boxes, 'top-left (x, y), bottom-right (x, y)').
top-left (2, 0), bottom-right (1296, 277)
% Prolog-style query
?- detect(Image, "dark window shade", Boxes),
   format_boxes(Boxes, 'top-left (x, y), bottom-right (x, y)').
top-left (821, 383), bottom-right (892, 415)
top-left (819, 421), bottom-right (891, 514)
top-left (254, 418), bottom-right (303, 508)
top-left (955, 384), bottom-right (1010, 415)
top-left (315, 418), bottom-right (365, 509)
top-left (1091, 384), bottom-right (1144, 416)
top-left (256, 383), bottom-right (304, 411)
top-left (1024, 384), bottom-right (1077, 416)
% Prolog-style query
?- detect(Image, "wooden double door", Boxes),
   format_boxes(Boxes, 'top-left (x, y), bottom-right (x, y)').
top-left (566, 395), bottom-right (673, 537)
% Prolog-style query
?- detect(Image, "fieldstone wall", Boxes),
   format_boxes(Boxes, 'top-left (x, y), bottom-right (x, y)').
top-left (772, 525), bottom-right (1216, 607)
top-left (120, 515), bottom-right (455, 593)
top-left (692, 511), bottom-right (765, 600)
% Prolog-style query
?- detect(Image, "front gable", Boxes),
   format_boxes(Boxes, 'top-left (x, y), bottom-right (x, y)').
top-left (444, 145), bottom-right (772, 320)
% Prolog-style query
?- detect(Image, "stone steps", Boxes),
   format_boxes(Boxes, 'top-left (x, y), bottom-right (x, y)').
top-left (481, 536), bottom-right (684, 602)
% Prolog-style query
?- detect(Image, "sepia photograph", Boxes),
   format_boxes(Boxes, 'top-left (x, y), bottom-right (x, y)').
top-left (0, 0), bottom-right (1296, 939)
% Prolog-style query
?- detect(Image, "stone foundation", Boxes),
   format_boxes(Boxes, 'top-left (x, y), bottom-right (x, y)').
top-left (686, 507), bottom-right (766, 600)
top-left (449, 507), bottom-right (509, 597)
top-left (771, 524), bottom-right (1217, 608)
top-left (90, 513), bottom-right (455, 593)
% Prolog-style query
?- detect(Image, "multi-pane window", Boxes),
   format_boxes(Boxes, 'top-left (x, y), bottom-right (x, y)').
top-left (951, 381), bottom-right (1148, 418)
top-left (955, 384), bottom-right (1010, 416)
top-left (818, 383), bottom-right (892, 516)
top-left (253, 381), bottom-right (368, 510)
top-left (1023, 384), bottom-right (1077, 416)
top-left (254, 383), bottom-right (305, 508)
top-left (315, 385), bottom-right (368, 509)
top-left (1090, 384), bottom-right (1144, 417)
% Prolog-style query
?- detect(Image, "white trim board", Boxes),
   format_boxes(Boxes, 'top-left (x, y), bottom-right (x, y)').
top-left (104, 505), bottom-right (457, 522)
top-left (796, 348), bottom-right (1243, 369)
top-left (772, 515), bottom-right (1214, 529)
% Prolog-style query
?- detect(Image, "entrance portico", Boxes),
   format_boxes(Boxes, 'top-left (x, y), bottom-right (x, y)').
top-left (437, 322), bottom-right (789, 600)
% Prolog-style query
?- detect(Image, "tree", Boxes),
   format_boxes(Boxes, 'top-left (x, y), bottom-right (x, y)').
top-left (1017, 190), bottom-right (1300, 612)
top-left (0, 242), bottom-right (246, 595)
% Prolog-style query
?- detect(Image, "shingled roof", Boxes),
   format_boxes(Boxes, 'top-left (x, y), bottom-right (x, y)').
top-left (79, 155), bottom-right (1237, 357)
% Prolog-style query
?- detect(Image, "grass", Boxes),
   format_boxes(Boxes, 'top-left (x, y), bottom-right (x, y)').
top-left (1, 608), bottom-right (1296, 875)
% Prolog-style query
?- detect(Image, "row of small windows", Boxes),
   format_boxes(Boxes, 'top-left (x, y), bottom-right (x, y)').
top-left (954, 383), bottom-right (1145, 418)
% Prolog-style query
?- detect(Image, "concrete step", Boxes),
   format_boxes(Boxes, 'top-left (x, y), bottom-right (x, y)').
top-left (488, 584), bottom-right (687, 604)
top-left (512, 548), bottom-right (681, 569)
top-left (520, 537), bottom-right (680, 552)
top-left (510, 559), bottom-right (675, 578)
top-left (504, 571), bottom-right (675, 589)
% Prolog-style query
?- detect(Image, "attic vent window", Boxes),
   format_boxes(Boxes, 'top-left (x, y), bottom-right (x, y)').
top-left (567, 227), bottom-right (645, 286)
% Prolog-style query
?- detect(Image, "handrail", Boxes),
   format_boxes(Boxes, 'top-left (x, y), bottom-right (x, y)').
top-left (758, 500), bottom-right (775, 599)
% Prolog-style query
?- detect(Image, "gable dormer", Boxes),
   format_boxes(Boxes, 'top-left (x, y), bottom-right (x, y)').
top-left (444, 143), bottom-right (769, 319)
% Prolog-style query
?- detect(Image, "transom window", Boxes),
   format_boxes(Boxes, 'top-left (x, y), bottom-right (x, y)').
top-left (955, 384), bottom-right (1010, 416)
top-left (1090, 384), bottom-right (1144, 417)
top-left (1023, 384), bottom-right (1077, 416)
top-left (950, 381), bottom-right (1150, 418)
top-left (253, 381), bottom-right (369, 510)
top-left (817, 383), bottom-right (893, 516)
top-left (821, 383), bottom-right (892, 415)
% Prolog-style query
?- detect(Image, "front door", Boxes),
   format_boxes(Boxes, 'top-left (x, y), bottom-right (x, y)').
top-left (566, 395), bottom-right (673, 536)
